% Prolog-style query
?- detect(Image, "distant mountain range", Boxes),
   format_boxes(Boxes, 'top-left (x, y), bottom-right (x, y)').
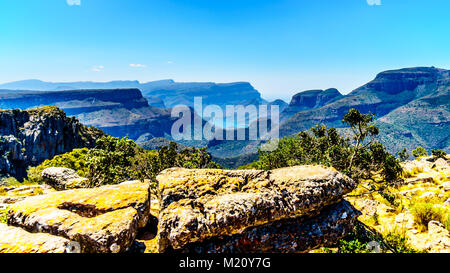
top-left (207, 67), bottom-right (449, 166)
top-left (0, 79), bottom-right (274, 110)
top-left (0, 67), bottom-right (448, 168)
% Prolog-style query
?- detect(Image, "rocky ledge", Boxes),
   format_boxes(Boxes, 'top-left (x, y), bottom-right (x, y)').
top-left (6, 181), bottom-right (151, 253)
top-left (1, 165), bottom-right (358, 253)
top-left (156, 165), bottom-right (357, 253)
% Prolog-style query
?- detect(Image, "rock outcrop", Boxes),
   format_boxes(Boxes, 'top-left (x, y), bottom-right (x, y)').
top-left (41, 167), bottom-right (89, 190)
top-left (180, 200), bottom-right (359, 253)
top-left (281, 88), bottom-right (342, 120)
top-left (7, 181), bottom-right (151, 253)
top-left (0, 106), bottom-right (105, 180)
top-left (0, 223), bottom-right (80, 253)
top-left (156, 165), bottom-right (356, 252)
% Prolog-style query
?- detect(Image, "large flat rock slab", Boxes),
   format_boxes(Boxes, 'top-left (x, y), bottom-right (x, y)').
top-left (156, 165), bottom-right (355, 251)
top-left (0, 223), bottom-right (80, 253)
top-left (7, 181), bottom-right (151, 253)
top-left (179, 200), bottom-right (360, 253)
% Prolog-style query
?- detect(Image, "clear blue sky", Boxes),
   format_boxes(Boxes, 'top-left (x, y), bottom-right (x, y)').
top-left (0, 0), bottom-right (449, 101)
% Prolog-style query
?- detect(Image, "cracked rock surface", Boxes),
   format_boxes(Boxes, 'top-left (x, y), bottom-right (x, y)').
top-left (156, 165), bottom-right (356, 252)
top-left (6, 181), bottom-right (151, 253)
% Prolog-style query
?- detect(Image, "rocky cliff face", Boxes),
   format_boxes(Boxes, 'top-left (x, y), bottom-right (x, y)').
top-left (0, 89), bottom-right (184, 143)
top-left (0, 89), bottom-right (149, 115)
top-left (278, 67), bottom-right (450, 155)
top-left (281, 88), bottom-right (343, 120)
top-left (0, 106), bottom-right (105, 180)
top-left (143, 82), bottom-right (264, 109)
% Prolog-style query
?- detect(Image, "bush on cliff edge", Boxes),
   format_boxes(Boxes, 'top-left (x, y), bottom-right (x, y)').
top-left (251, 108), bottom-right (403, 183)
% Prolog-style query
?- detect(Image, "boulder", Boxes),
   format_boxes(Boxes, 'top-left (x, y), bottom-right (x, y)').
top-left (444, 198), bottom-right (450, 206)
top-left (442, 182), bottom-right (450, 192)
top-left (179, 200), bottom-right (359, 253)
top-left (0, 223), bottom-right (80, 253)
top-left (156, 165), bottom-right (355, 252)
top-left (41, 167), bottom-right (89, 190)
top-left (427, 221), bottom-right (450, 253)
top-left (7, 181), bottom-right (151, 253)
top-left (432, 158), bottom-right (448, 169)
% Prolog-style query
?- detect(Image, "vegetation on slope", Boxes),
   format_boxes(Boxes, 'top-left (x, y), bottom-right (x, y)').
top-left (26, 136), bottom-right (220, 191)
top-left (247, 108), bottom-right (403, 184)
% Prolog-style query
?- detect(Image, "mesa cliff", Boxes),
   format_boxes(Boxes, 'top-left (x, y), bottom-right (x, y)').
top-left (0, 106), bottom-right (105, 180)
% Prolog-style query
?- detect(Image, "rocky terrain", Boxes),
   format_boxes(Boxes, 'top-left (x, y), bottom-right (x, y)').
top-left (343, 155), bottom-right (450, 253)
top-left (0, 165), bottom-right (359, 253)
top-left (1, 156), bottom-right (449, 253)
top-left (0, 106), bottom-right (105, 180)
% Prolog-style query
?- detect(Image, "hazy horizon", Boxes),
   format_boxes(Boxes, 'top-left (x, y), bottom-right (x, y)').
top-left (1, 0), bottom-right (450, 101)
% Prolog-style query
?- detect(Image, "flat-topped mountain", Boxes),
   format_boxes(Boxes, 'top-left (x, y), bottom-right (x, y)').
top-left (281, 88), bottom-right (343, 120)
top-left (0, 79), bottom-right (266, 110)
top-left (207, 67), bottom-right (449, 166)
top-left (0, 89), bottom-right (149, 115)
top-left (0, 88), bottom-right (206, 145)
top-left (281, 67), bottom-right (449, 136)
top-left (142, 81), bottom-right (264, 108)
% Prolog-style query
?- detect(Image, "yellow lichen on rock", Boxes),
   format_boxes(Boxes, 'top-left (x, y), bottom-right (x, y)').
top-left (7, 181), bottom-right (151, 253)
top-left (0, 223), bottom-right (80, 253)
top-left (156, 166), bottom-right (355, 252)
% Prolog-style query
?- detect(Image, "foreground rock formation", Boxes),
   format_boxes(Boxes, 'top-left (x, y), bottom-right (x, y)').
top-left (0, 223), bottom-right (80, 253)
top-left (156, 165), bottom-right (357, 253)
top-left (1, 165), bottom-right (359, 253)
top-left (6, 181), bottom-right (151, 253)
top-left (180, 200), bottom-right (358, 253)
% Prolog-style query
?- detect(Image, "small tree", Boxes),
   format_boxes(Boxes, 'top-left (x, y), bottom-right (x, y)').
top-left (431, 149), bottom-right (447, 160)
top-left (342, 109), bottom-right (379, 171)
top-left (412, 147), bottom-right (427, 159)
top-left (398, 148), bottom-right (410, 162)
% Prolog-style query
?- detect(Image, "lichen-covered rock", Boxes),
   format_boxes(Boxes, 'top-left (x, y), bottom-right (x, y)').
top-left (178, 200), bottom-right (359, 253)
top-left (41, 167), bottom-right (89, 190)
top-left (426, 221), bottom-right (450, 253)
top-left (0, 223), bottom-right (80, 253)
top-left (156, 165), bottom-right (355, 252)
top-left (0, 184), bottom-right (56, 207)
top-left (7, 181), bottom-right (151, 253)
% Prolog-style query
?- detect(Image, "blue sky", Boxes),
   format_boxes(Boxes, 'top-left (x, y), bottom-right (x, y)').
top-left (0, 0), bottom-right (449, 101)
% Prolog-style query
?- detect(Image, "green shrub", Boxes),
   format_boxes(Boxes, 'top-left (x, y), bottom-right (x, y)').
top-left (383, 229), bottom-right (420, 253)
top-left (411, 202), bottom-right (447, 232)
top-left (25, 136), bottom-right (221, 190)
top-left (412, 146), bottom-right (428, 159)
top-left (338, 238), bottom-right (369, 253)
top-left (398, 148), bottom-right (410, 162)
top-left (25, 148), bottom-right (90, 184)
top-left (432, 149), bottom-right (447, 160)
top-left (86, 136), bottom-right (139, 187)
top-left (443, 214), bottom-right (450, 232)
top-left (253, 109), bottom-right (402, 183)
top-left (0, 206), bottom-right (8, 224)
